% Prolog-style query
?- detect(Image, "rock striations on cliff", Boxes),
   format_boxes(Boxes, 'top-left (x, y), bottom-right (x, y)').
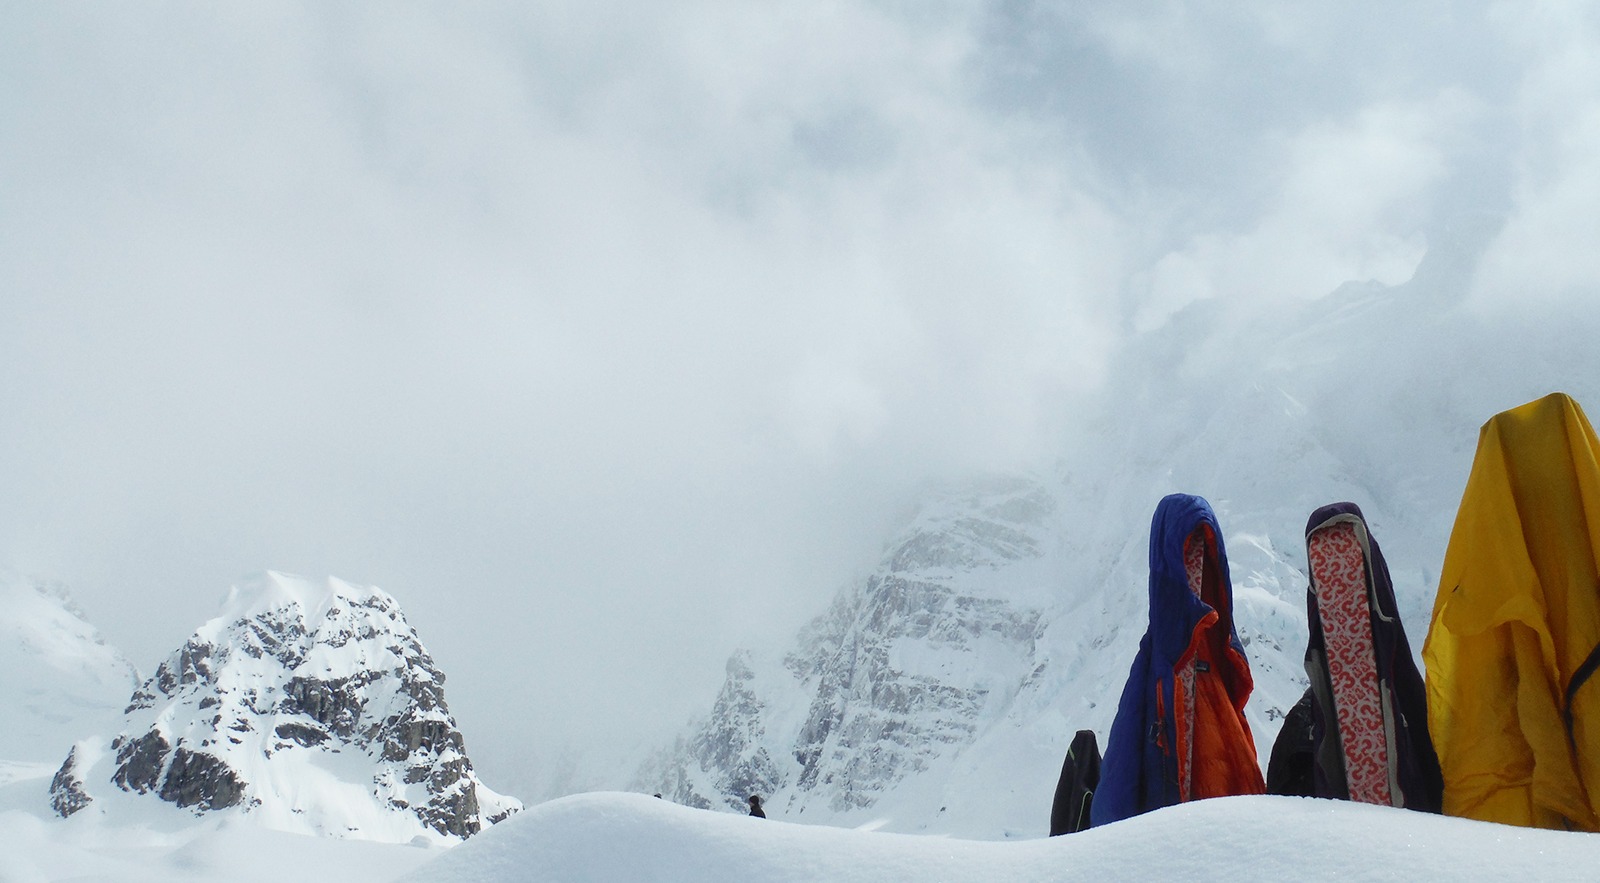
top-left (48, 571), bottom-right (520, 842)
top-left (639, 478), bottom-right (1075, 828)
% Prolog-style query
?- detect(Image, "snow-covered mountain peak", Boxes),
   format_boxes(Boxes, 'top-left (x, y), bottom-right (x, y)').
top-left (49, 573), bottom-right (520, 842)
top-left (881, 477), bottom-right (1057, 583)
top-left (641, 478), bottom-right (1058, 825)
top-left (205, 571), bottom-right (386, 639)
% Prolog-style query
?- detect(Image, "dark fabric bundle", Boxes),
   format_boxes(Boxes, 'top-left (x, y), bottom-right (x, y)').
top-left (1049, 729), bottom-right (1101, 835)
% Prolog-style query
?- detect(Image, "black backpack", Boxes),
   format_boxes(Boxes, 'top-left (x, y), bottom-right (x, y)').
top-left (1266, 688), bottom-right (1316, 797)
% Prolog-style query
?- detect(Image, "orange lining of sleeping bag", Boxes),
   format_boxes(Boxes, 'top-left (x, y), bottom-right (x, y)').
top-left (1174, 524), bottom-right (1266, 801)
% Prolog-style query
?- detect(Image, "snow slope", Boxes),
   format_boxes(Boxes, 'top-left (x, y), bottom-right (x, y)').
top-left (0, 804), bottom-right (433, 883)
top-left (0, 575), bottom-right (138, 765)
top-left (405, 790), bottom-right (1600, 883)
top-left (8, 786), bottom-right (1598, 882)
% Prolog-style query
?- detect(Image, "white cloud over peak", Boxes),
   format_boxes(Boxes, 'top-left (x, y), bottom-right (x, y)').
top-left (4, 0), bottom-right (1600, 791)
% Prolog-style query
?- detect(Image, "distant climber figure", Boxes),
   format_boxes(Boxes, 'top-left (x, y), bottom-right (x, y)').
top-left (1091, 494), bottom-right (1266, 827)
top-left (748, 795), bottom-right (766, 818)
top-left (1049, 729), bottom-right (1101, 835)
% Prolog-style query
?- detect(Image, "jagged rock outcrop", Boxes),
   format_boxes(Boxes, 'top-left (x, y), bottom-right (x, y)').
top-left (783, 573), bottom-right (1042, 809)
top-left (688, 651), bottom-right (784, 806)
top-left (49, 572), bottom-right (521, 841)
top-left (641, 478), bottom-right (1053, 816)
top-left (49, 745), bottom-right (94, 818)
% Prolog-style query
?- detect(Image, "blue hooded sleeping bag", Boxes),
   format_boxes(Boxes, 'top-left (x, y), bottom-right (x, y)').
top-left (1090, 494), bottom-right (1265, 826)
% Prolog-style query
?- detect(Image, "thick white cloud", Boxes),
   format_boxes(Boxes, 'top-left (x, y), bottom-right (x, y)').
top-left (1, 0), bottom-right (1594, 794)
top-left (1471, 1), bottom-right (1600, 308)
top-left (0, 2), bottom-right (1131, 787)
top-left (1134, 93), bottom-right (1471, 329)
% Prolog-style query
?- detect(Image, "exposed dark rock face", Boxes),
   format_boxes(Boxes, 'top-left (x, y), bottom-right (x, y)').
top-left (48, 746), bottom-right (93, 817)
top-left (159, 747), bottom-right (245, 810)
top-left (273, 722), bottom-right (329, 747)
top-left (111, 730), bottom-right (170, 794)
top-left (55, 573), bottom-right (519, 839)
top-left (282, 675), bottom-right (368, 739)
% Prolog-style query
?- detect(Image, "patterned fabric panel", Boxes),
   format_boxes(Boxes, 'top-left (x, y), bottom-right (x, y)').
top-left (1184, 528), bottom-right (1207, 600)
top-left (1177, 528), bottom-right (1206, 802)
top-left (1309, 521), bottom-right (1393, 805)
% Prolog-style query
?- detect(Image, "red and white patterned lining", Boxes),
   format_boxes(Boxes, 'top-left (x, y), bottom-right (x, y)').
top-left (1308, 520), bottom-right (1392, 805)
top-left (1177, 527), bottom-right (1206, 802)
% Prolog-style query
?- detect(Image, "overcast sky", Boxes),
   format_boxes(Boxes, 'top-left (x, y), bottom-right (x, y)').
top-left (4, 1), bottom-right (1600, 793)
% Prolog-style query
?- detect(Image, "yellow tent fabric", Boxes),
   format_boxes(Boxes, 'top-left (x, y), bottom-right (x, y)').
top-left (1425, 392), bottom-right (1600, 830)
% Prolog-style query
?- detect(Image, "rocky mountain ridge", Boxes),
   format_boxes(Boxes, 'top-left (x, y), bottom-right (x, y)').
top-left (47, 571), bottom-right (519, 842)
top-left (640, 478), bottom-right (1082, 828)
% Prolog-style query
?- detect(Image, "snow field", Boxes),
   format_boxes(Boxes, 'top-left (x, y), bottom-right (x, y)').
top-left (405, 790), bottom-right (1600, 883)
